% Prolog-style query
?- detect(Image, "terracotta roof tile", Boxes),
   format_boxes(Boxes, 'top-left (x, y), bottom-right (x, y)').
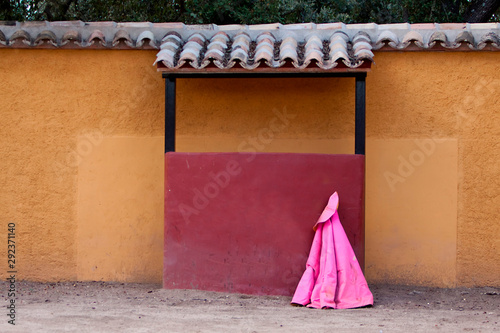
top-left (61, 30), bottom-right (81, 46)
top-left (401, 30), bottom-right (425, 48)
top-left (88, 29), bottom-right (106, 47)
top-left (0, 21), bottom-right (498, 71)
top-left (478, 32), bottom-right (500, 49)
top-left (112, 29), bottom-right (133, 47)
top-left (428, 30), bottom-right (448, 48)
top-left (9, 29), bottom-right (31, 46)
top-left (136, 30), bottom-right (156, 48)
top-left (455, 30), bottom-right (475, 46)
top-left (373, 30), bottom-right (398, 49)
top-left (34, 29), bottom-right (57, 46)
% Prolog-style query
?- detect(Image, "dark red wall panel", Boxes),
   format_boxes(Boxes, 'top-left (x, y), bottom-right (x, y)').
top-left (164, 152), bottom-right (365, 296)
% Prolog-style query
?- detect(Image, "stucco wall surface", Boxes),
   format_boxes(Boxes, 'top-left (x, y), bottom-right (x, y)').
top-left (0, 49), bottom-right (498, 287)
top-left (0, 49), bottom-right (164, 282)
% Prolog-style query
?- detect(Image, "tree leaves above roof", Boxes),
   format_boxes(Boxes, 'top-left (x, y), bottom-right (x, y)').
top-left (1, 0), bottom-right (499, 24)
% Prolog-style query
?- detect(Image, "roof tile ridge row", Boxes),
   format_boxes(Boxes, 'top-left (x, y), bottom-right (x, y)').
top-left (0, 21), bottom-right (499, 50)
top-left (154, 29), bottom-right (374, 70)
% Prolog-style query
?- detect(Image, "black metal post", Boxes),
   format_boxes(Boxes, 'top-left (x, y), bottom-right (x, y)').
top-left (355, 74), bottom-right (366, 155)
top-left (165, 76), bottom-right (176, 153)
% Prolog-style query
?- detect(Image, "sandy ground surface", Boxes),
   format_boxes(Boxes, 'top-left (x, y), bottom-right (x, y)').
top-left (0, 281), bottom-right (498, 332)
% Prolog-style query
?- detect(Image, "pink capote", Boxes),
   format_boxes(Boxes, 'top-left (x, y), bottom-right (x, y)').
top-left (291, 192), bottom-right (373, 309)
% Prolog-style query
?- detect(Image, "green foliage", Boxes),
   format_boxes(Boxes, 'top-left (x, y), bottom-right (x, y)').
top-left (1, 0), bottom-right (499, 23)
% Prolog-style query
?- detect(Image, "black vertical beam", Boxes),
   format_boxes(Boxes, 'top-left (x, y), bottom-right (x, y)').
top-left (165, 76), bottom-right (176, 153)
top-left (355, 74), bottom-right (366, 155)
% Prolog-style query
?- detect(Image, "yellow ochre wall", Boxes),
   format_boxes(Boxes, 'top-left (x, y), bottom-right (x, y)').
top-left (0, 49), bottom-right (498, 287)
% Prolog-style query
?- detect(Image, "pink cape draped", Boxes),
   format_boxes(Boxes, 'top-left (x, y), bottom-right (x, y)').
top-left (291, 192), bottom-right (373, 309)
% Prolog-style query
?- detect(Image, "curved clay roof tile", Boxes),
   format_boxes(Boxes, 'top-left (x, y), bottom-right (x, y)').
top-left (352, 31), bottom-right (370, 43)
top-left (232, 33), bottom-right (250, 49)
top-left (161, 42), bottom-right (180, 54)
top-left (254, 37), bottom-right (275, 66)
top-left (204, 43), bottom-right (225, 60)
top-left (179, 45), bottom-right (201, 59)
top-left (161, 38), bottom-right (182, 51)
top-left (61, 30), bottom-right (81, 45)
top-left (343, 58), bottom-right (365, 68)
top-left (34, 30), bottom-right (57, 46)
top-left (280, 36), bottom-right (298, 49)
top-left (454, 30), bottom-right (475, 48)
top-left (9, 29), bottom-right (31, 46)
top-left (302, 49), bottom-right (324, 69)
top-left (88, 30), bottom-right (106, 47)
top-left (256, 38), bottom-right (274, 50)
top-left (233, 31), bottom-right (251, 40)
top-left (478, 32), bottom-right (500, 49)
top-left (232, 38), bottom-right (250, 52)
top-left (254, 46), bottom-right (274, 63)
top-left (153, 49), bottom-right (176, 67)
top-left (204, 47), bottom-right (225, 60)
top-left (329, 35), bottom-right (348, 49)
top-left (330, 31), bottom-right (349, 41)
top-left (329, 42), bottom-right (348, 57)
top-left (177, 53), bottom-right (199, 68)
top-left (136, 30), bottom-right (156, 48)
top-left (401, 30), bottom-right (424, 48)
top-left (279, 46), bottom-right (299, 67)
top-left (428, 31), bottom-right (448, 48)
top-left (183, 38), bottom-right (204, 51)
top-left (161, 32), bottom-right (182, 44)
top-left (374, 30), bottom-right (398, 49)
top-left (112, 29), bottom-right (133, 47)
top-left (305, 34), bottom-right (322, 46)
top-left (201, 45), bottom-right (226, 69)
top-left (210, 31), bottom-right (230, 42)
top-left (330, 49), bottom-right (349, 63)
top-left (354, 48), bottom-right (374, 60)
top-left (353, 41), bottom-right (373, 59)
top-left (186, 33), bottom-right (206, 46)
top-left (228, 47), bottom-right (249, 69)
top-left (207, 40), bottom-right (227, 54)
top-left (257, 31), bottom-right (275, 43)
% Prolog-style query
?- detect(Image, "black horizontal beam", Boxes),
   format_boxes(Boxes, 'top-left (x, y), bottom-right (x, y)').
top-left (162, 72), bottom-right (367, 79)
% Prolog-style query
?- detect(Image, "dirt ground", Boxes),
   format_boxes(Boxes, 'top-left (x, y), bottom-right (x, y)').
top-left (1, 281), bottom-right (498, 332)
